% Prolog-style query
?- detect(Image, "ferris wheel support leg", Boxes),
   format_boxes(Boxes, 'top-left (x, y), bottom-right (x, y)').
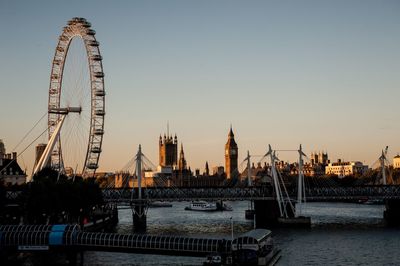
top-left (32, 115), bottom-right (66, 177)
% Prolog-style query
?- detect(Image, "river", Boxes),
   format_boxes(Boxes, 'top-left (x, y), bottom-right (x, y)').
top-left (84, 201), bottom-right (400, 265)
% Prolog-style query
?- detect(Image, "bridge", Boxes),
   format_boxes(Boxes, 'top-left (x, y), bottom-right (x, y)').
top-left (101, 185), bottom-right (400, 203)
top-left (6, 184), bottom-right (400, 202)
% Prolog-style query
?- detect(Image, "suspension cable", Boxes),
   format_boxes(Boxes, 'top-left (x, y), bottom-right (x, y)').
top-left (1, 122), bottom-right (51, 175)
top-left (10, 111), bottom-right (47, 152)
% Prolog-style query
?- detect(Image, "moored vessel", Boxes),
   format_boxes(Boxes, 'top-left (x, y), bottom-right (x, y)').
top-left (231, 229), bottom-right (280, 265)
top-left (185, 201), bottom-right (218, 211)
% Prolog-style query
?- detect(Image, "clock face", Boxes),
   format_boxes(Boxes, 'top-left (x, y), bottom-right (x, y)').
top-left (226, 148), bottom-right (237, 156)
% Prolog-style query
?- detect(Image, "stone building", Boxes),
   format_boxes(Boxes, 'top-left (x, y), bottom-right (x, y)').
top-left (393, 155), bottom-right (400, 169)
top-left (325, 159), bottom-right (368, 177)
top-left (0, 139), bottom-right (27, 185)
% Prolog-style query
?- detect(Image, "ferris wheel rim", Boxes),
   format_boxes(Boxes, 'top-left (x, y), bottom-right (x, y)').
top-left (47, 17), bottom-right (105, 177)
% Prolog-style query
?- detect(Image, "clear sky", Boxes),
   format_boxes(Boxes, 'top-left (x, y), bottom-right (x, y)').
top-left (1, 0), bottom-right (399, 174)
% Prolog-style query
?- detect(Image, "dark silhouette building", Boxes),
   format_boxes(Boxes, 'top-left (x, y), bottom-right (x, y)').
top-left (178, 143), bottom-right (187, 170)
top-left (159, 134), bottom-right (178, 168)
top-left (0, 139), bottom-right (26, 185)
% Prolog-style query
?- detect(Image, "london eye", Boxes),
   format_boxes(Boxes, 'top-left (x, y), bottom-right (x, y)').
top-left (46, 17), bottom-right (105, 177)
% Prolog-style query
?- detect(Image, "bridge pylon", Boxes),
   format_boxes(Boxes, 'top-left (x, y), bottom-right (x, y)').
top-left (130, 144), bottom-right (149, 233)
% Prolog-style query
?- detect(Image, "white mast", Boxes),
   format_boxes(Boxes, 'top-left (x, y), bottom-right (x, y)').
top-left (266, 145), bottom-right (283, 217)
top-left (136, 144), bottom-right (143, 200)
top-left (380, 146), bottom-right (388, 185)
top-left (297, 144), bottom-right (306, 216)
top-left (246, 150), bottom-right (252, 186)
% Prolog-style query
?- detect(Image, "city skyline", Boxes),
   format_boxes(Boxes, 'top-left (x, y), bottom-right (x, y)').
top-left (1, 0), bottom-right (400, 174)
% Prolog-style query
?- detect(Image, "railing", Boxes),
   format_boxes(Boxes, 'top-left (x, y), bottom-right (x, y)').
top-left (5, 185), bottom-right (400, 203)
top-left (102, 187), bottom-right (273, 202)
top-left (102, 185), bottom-right (400, 202)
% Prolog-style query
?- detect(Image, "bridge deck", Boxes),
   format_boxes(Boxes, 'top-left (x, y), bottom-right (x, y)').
top-left (5, 185), bottom-right (400, 203)
top-left (101, 185), bottom-right (400, 202)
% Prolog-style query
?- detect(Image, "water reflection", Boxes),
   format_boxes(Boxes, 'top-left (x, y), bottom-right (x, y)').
top-left (84, 201), bottom-right (400, 265)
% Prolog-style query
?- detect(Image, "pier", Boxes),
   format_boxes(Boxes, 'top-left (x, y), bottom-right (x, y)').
top-left (0, 224), bottom-right (230, 257)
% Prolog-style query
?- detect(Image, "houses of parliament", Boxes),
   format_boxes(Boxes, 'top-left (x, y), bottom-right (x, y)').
top-left (114, 127), bottom-right (240, 188)
top-left (157, 126), bottom-right (239, 185)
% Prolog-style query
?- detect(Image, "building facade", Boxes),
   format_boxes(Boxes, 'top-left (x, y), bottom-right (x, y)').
top-left (225, 127), bottom-right (238, 179)
top-left (393, 155), bottom-right (400, 169)
top-left (325, 159), bottom-right (368, 177)
top-left (159, 134), bottom-right (178, 168)
top-left (0, 139), bottom-right (27, 185)
top-left (310, 151), bottom-right (329, 165)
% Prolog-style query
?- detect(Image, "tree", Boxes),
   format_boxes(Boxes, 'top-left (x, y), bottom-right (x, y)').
top-left (23, 168), bottom-right (104, 224)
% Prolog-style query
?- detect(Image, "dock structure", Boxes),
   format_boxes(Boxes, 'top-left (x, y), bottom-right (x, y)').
top-left (0, 224), bottom-right (231, 257)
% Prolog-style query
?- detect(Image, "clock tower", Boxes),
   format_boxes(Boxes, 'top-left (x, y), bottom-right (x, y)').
top-left (225, 126), bottom-right (238, 179)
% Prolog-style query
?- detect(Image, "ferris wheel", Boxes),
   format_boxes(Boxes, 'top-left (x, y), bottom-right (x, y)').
top-left (46, 17), bottom-right (105, 177)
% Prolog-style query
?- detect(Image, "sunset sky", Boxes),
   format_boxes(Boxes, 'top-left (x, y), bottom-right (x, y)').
top-left (1, 0), bottom-right (399, 174)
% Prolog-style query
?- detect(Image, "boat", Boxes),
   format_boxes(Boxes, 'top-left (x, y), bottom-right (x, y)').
top-left (149, 201), bottom-right (172, 208)
top-left (185, 201), bottom-right (218, 211)
top-left (231, 229), bottom-right (280, 265)
top-left (245, 209), bottom-right (255, 220)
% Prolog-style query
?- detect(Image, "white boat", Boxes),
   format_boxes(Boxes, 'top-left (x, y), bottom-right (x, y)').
top-left (185, 201), bottom-right (218, 211)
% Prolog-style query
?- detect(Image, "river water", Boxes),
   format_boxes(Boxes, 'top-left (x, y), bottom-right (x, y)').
top-left (84, 202), bottom-right (400, 265)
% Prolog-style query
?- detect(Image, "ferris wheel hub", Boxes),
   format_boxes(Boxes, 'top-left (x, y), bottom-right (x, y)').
top-left (49, 107), bottom-right (82, 114)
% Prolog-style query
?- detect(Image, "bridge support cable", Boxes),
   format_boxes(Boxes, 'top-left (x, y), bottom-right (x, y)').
top-left (379, 146), bottom-right (390, 185)
top-left (243, 150), bottom-right (252, 186)
top-left (263, 145), bottom-right (297, 218)
top-left (114, 145), bottom-right (190, 200)
top-left (265, 145), bottom-right (285, 217)
top-left (277, 166), bottom-right (295, 217)
top-left (297, 144), bottom-right (307, 217)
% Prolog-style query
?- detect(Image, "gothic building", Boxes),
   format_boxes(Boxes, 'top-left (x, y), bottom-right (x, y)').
top-left (159, 134), bottom-right (178, 168)
top-left (310, 151), bottom-right (329, 165)
top-left (225, 127), bottom-right (238, 179)
top-left (178, 143), bottom-right (187, 170)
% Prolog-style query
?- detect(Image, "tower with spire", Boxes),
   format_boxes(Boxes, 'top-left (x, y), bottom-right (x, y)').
top-left (204, 161), bottom-right (209, 176)
top-left (225, 126), bottom-right (238, 179)
top-left (178, 143), bottom-right (187, 170)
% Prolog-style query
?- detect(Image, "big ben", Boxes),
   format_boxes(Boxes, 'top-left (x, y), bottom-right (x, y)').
top-left (225, 127), bottom-right (238, 179)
